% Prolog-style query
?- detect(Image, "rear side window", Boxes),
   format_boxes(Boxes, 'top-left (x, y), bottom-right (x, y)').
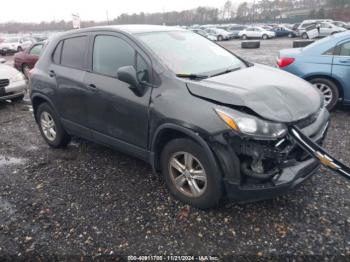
top-left (52, 41), bottom-right (63, 64)
top-left (93, 35), bottom-right (135, 78)
top-left (29, 44), bottom-right (43, 56)
top-left (339, 42), bottom-right (350, 56)
top-left (61, 36), bottom-right (88, 69)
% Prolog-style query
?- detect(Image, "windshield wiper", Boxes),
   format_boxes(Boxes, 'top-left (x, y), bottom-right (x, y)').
top-left (176, 73), bottom-right (209, 80)
top-left (210, 67), bottom-right (241, 78)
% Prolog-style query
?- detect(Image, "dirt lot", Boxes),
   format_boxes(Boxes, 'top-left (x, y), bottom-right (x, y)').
top-left (0, 38), bottom-right (350, 260)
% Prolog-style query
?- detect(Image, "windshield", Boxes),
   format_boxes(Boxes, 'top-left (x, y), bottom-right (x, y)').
top-left (137, 31), bottom-right (245, 76)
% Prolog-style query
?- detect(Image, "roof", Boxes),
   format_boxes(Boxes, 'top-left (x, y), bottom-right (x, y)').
top-left (64, 24), bottom-right (185, 36)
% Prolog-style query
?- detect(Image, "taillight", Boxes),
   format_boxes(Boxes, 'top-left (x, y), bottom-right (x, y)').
top-left (277, 57), bottom-right (295, 68)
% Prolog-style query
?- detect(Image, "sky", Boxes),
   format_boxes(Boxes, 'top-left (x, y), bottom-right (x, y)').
top-left (0, 0), bottom-right (249, 23)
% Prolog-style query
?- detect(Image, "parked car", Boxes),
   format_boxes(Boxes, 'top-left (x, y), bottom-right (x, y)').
top-left (296, 19), bottom-right (343, 39)
top-left (30, 25), bottom-right (331, 209)
top-left (190, 29), bottom-right (217, 41)
top-left (0, 37), bottom-right (35, 56)
top-left (238, 27), bottom-right (275, 40)
top-left (226, 25), bottom-right (247, 38)
top-left (0, 62), bottom-right (26, 102)
top-left (272, 26), bottom-right (297, 38)
top-left (14, 42), bottom-right (45, 78)
top-left (204, 28), bottom-right (233, 41)
top-left (332, 21), bottom-right (350, 30)
top-left (277, 31), bottom-right (350, 110)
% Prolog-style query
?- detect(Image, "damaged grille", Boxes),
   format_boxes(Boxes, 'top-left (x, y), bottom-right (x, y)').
top-left (0, 79), bottom-right (9, 96)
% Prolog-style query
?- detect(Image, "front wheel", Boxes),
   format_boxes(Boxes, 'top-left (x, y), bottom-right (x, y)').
top-left (241, 34), bottom-right (247, 40)
top-left (288, 33), bottom-right (293, 38)
top-left (161, 138), bottom-right (223, 209)
top-left (309, 78), bottom-right (340, 110)
top-left (262, 34), bottom-right (268, 40)
top-left (217, 35), bottom-right (223, 41)
top-left (36, 103), bottom-right (71, 148)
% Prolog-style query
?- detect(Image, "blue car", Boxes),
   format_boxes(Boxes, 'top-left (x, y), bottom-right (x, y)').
top-left (277, 31), bottom-right (350, 110)
top-left (272, 26), bottom-right (297, 38)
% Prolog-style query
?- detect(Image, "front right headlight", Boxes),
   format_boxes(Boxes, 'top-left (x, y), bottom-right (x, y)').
top-left (215, 108), bottom-right (287, 140)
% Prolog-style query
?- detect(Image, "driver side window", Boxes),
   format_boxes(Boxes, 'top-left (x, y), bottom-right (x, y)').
top-left (93, 35), bottom-right (135, 78)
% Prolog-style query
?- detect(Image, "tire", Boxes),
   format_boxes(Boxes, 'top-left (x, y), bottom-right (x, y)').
top-left (302, 32), bottom-right (309, 39)
top-left (262, 34), bottom-right (268, 40)
top-left (288, 33), bottom-right (293, 38)
top-left (241, 40), bottom-right (260, 49)
top-left (11, 95), bottom-right (24, 102)
top-left (17, 46), bottom-right (23, 52)
top-left (22, 64), bottom-right (30, 79)
top-left (36, 103), bottom-right (71, 148)
top-left (217, 35), bottom-right (223, 41)
top-left (161, 138), bottom-right (223, 209)
top-left (241, 34), bottom-right (247, 40)
top-left (309, 78), bottom-right (340, 111)
top-left (293, 40), bottom-right (314, 48)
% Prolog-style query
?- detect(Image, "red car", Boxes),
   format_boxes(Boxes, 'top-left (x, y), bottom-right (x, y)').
top-left (14, 42), bottom-right (44, 78)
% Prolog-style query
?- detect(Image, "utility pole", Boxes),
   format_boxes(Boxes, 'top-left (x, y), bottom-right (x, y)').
top-left (106, 10), bottom-right (110, 25)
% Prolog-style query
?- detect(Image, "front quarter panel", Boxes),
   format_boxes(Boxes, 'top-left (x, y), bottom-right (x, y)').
top-left (149, 75), bottom-right (230, 142)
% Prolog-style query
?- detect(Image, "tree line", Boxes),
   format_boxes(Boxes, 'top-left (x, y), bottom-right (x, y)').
top-left (0, 0), bottom-right (349, 33)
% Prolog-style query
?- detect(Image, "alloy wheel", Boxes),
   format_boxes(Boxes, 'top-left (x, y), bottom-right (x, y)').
top-left (313, 82), bottom-right (333, 107)
top-left (40, 111), bottom-right (57, 141)
top-left (168, 151), bottom-right (207, 198)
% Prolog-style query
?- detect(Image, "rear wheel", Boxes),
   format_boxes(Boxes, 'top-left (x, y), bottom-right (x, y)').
top-left (17, 46), bottom-right (23, 52)
top-left (161, 138), bottom-right (222, 209)
top-left (217, 35), bottom-right (223, 41)
top-left (302, 32), bottom-right (309, 39)
top-left (309, 78), bottom-right (339, 110)
top-left (288, 33), bottom-right (293, 38)
top-left (262, 34), bottom-right (268, 40)
top-left (36, 103), bottom-right (71, 147)
top-left (241, 34), bottom-right (247, 40)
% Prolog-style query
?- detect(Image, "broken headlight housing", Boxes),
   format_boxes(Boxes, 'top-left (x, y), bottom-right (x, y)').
top-left (215, 108), bottom-right (287, 140)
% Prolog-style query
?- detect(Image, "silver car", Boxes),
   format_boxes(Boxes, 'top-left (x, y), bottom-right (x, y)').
top-left (0, 59), bottom-right (26, 102)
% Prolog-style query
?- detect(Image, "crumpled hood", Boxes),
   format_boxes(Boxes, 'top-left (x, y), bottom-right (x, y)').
top-left (186, 64), bottom-right (322, 123)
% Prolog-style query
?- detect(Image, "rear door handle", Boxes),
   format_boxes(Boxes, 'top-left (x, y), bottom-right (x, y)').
top-left (339, 59), bottom-right (350, 63)
top-left (87, 84), bottom-right (97, 90)
top-left (49, 70), bottom-right (56, 77)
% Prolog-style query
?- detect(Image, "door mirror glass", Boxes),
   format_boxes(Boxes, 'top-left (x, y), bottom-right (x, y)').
top-left (117, 66), bottom-right (144, 96)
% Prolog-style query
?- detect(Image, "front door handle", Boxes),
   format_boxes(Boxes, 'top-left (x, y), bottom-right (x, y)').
top-left (49, 70), bottom-right (56, 77)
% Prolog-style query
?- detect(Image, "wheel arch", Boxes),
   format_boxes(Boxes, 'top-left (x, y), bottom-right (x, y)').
top-left (31, 94), bottom-right (59, 122)
top-left (150, 124), bottom-right (219, 175)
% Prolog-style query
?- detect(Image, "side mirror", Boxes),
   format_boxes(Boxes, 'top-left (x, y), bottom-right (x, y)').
top-left (117, 66), bottom-right (144, 96)
top-left (0, 58), bottom-right (6, 64)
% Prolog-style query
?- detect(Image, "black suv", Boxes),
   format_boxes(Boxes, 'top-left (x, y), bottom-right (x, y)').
top-left (30, 25), bottom-right (330, 209)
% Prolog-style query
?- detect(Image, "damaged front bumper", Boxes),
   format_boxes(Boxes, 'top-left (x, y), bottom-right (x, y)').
top-left (211, 107), bottom-right (333, 202)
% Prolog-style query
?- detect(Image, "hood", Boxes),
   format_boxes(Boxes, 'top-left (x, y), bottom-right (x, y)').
top-left (0, 42), bottom-right (18, 49)
top-left (186, 64), bottom-right (322, 123)
top-left (0, 64), bottom-right (20, 78)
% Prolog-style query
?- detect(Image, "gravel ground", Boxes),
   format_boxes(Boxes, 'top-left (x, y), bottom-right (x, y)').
top-left (0, 38), bottom-right (350, 260)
